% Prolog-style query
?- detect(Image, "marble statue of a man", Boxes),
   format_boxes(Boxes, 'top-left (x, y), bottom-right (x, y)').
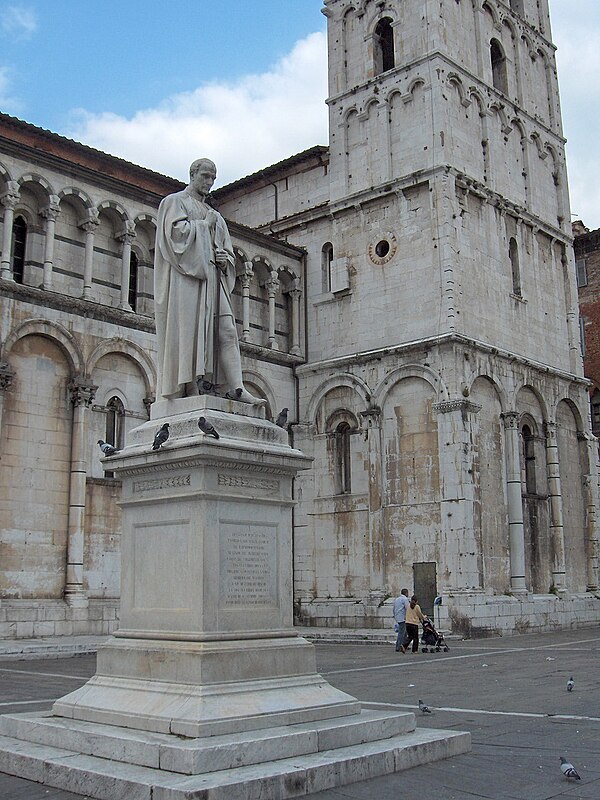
top-left (154, 158), bottom-right (264, 404)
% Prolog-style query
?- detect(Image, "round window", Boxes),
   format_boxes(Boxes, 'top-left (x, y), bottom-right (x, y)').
top-left (368, 232), bottom-right (397, 265)
top-left (375, 240), bottom-right (390, 258)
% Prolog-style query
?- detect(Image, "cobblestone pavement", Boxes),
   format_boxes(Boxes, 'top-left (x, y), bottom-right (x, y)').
top-left (0, 627), bottom-right (599, 799)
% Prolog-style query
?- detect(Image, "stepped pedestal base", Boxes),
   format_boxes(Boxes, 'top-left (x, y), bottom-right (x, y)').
top-left (0, 709), bottom-right (470, 799)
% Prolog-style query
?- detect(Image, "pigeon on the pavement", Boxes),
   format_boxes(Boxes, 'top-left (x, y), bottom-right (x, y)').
top-left (152, 423), bottom-right (170, 450)
top-left (560, 757), bottom-right (581, 780)
top-left (418, 699), bottom-right (432, 714)
top-left (97, 440), bottom-right (118, 456)
top-left (198, 417), bottom-right (219, 439)
top-left (275, 408), bottom-right (289, 428)
top-left (566, 676), bottom-right (574, 692)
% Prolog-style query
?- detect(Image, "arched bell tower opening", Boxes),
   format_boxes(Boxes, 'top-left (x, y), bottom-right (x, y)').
top-left (373, 17), bottom-right (395, 75)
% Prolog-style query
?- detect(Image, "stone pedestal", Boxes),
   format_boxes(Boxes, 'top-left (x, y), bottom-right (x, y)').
top-left (54, 397), bottom-right (359, 736)
top-left (0, 397), bottom-right (470, 798)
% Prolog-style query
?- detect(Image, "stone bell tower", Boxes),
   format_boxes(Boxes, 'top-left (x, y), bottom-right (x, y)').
top-left (319, 0), bottom-right (580, 371)
top-left (286, 0), bottom-right (599, 629)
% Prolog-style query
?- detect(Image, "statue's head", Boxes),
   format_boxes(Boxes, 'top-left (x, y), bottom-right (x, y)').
top-left (189, 158), bottom-right (216, 180)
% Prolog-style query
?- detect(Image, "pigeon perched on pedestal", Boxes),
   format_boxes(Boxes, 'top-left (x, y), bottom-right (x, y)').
top-left (418, 699), bottom-right (432, 714)
top-left (198, 417), bottom-right (219, 439)
top-left (97, 440), bottom-right (118, 456)
top-left (275, 408), bottom-right (289, 429)
top-left (566, 676), bottom-right (574, 692)
top-left (152, 423), bottom-right (170, 450)
top-left (560, 757), bottom-right (581, 780)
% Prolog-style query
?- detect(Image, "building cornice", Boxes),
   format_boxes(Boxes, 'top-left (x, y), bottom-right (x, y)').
top-left (296, 332), bottom-right (588, 387)
top-left (260, 165), bottom-right (570, 245)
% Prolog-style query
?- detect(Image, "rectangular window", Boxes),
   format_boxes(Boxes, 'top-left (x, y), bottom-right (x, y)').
top-left (579, 316), bottom-right (586, 356)
top-left (576, 258), bottom-right (588, 288)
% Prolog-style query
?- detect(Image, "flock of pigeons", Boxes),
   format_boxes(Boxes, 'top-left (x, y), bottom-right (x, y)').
top-left (98, 407), bottom-right (290, 457)
top-left (417, 675), bottom-right (582, 782)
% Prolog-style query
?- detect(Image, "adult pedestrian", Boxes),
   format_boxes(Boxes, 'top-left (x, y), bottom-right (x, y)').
top-left (401, 595), bottom-right (426, 653)
top-left (392, 588), bottom-right (410, 652)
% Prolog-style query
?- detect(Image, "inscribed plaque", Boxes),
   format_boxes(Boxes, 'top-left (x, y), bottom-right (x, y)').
top-left (219, 522), bottom-right (278, 607)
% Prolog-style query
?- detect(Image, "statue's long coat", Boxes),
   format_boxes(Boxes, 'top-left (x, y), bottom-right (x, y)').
top-left (154, 189), bottom-right (236, 398)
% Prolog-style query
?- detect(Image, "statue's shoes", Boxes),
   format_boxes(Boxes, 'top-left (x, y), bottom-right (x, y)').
top-left (236, 387), bottom-right (267, 407)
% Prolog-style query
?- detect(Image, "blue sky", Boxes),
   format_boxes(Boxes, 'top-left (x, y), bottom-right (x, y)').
top-left (0, 1), bottom-right (598, 227)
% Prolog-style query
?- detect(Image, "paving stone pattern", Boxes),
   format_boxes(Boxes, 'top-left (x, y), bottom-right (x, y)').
top-left (0, 629), bottom-right (599, 799)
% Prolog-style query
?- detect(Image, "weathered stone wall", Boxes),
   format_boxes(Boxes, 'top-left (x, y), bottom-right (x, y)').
top-left (0, 334), bottom-right (72, 599)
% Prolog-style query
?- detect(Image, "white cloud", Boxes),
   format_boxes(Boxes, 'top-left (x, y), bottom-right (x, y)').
top-left (0, 65), bottom-right (22, 113)
top-left (1, 5), bottom-right (38, 39)
top-left (68, 31), bottom-right (329, 187)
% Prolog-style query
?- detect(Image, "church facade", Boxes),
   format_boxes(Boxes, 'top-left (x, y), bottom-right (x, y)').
top-left (0, 115), bottom-right (305, 638)
top-left (215, 0), bottom-right (600, 633)
top-left (0, 0), bottom-right (598, 638)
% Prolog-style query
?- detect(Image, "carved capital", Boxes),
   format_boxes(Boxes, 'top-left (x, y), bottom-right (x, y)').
top-left (0, 362), bottom-right (15, 392)
top-left (1, 182), bottom-right (20, 210)
top-left (433, 399), bottom-right (482, 415)
top-left (265, 275), bottom-right (280, 296)
top-left (40, 197), bottom-right (61, 222)
top-left (68, 378), bottom-right (97, 407)
top-left (78, 209), bottom-right (100, 231)
top-left (143, 396), bottom-right (155, 416)
top-left (117, 223), bottom-right (136, 245)
top-left (360, 404), bottom-right (382, 423)
top-left (543, 420), bottom-right (557, 442)
top-left (501, 411), bottom-right (520, 429)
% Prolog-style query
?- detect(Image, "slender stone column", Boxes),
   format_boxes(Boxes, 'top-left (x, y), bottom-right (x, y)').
top-left (579, 432), bottom-right (600, 591)
top-left (65, 378), bottom-right (97, 607)
top-left (265, 272), bottom-right (280, 350)
top-left (40, 196), bottom-right (61, 290)
top-left (288, 278), bottom-right (302, 356)
top-left (0, 182), bottom-right (20, 281)
top-left (502, 412), bottom-right (527, 593)
top-left (117, 221), bottom-right (136, 310)
top-left (359, 404), bottom-right (384, 592)
top-left (544, 421), bottom-right (566, 591)
top-left (240, 262), bottom-right (253, 342)
top-left (79, 211), bottom-right (99, 300)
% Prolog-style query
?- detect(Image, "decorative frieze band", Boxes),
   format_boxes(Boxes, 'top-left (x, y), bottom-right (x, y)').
top-left (433, 399), bottom-right (481, 415)
top-left (133, 474), bottom-right (191, 493)
top-left (218, 473), bottom-right (280, 494)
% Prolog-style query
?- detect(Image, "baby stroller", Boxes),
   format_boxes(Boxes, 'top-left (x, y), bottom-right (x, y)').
top-left (421, 617), bottom-right (449, 653)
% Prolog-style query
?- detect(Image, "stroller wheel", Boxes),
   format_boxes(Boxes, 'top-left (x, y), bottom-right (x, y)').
top-left (422, 647), bottom-right (427, 653)
top-left (444, 646), bottom-right (449, 652)
top-left (435, 647), bottom-right (441, 652)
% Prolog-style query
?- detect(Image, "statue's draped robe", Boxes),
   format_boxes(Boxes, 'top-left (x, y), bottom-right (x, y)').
top-left (154, 189), bottom-right (236, 398)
